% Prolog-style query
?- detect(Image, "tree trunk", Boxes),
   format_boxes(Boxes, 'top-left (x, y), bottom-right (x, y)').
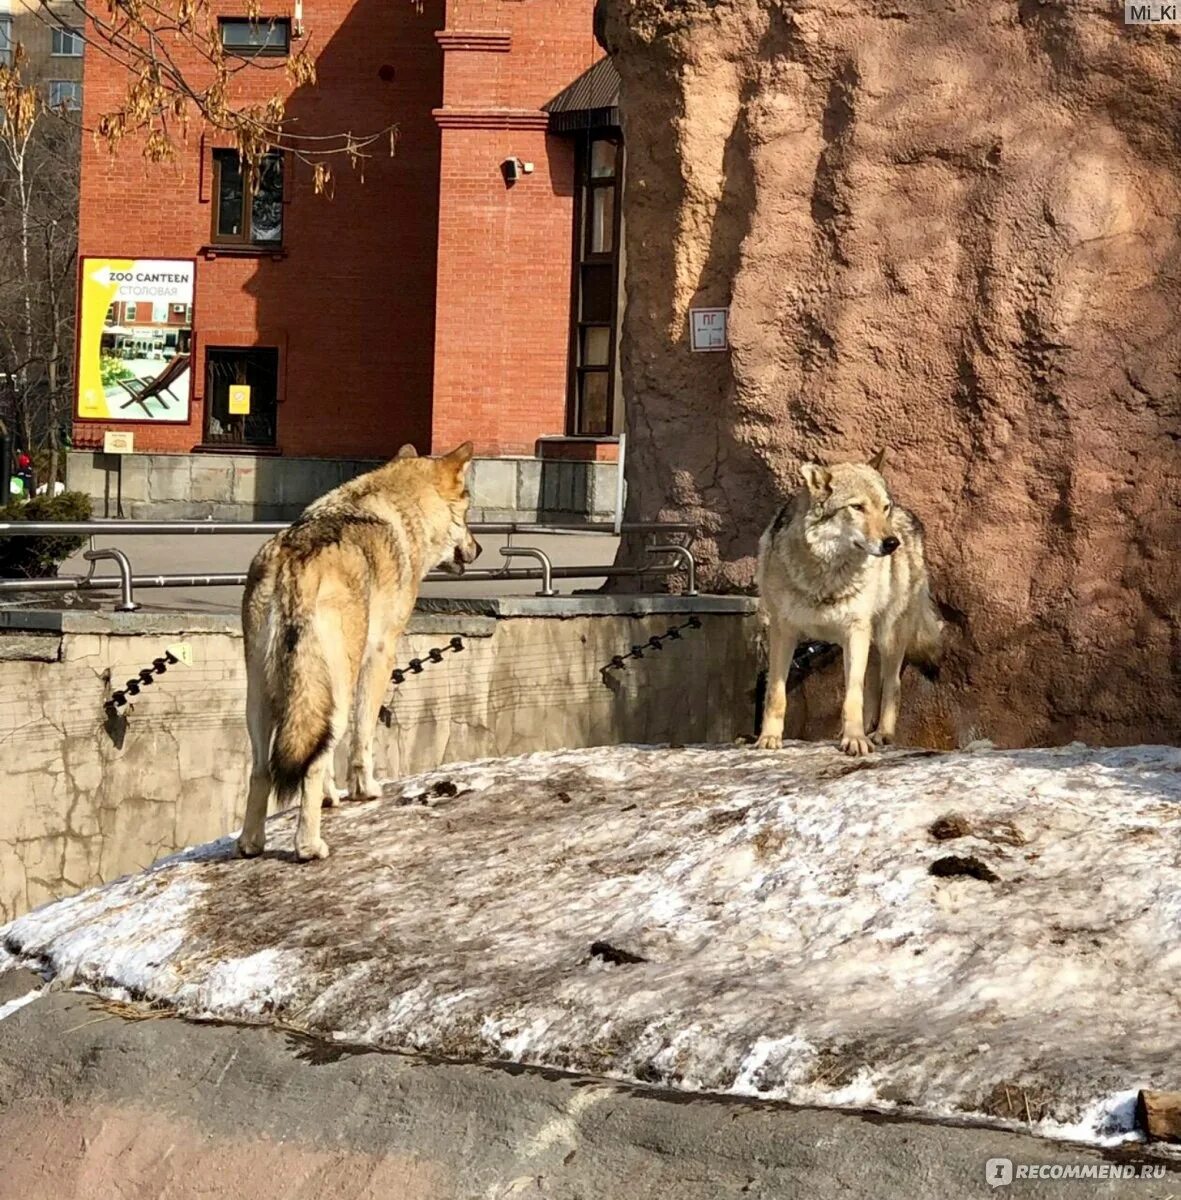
top-left (1136, 1092), bottom-right (1181, 1143)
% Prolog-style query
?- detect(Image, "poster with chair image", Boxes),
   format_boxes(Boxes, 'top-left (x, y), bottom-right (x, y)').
top-left (76, 258), bottom-right (195, 423)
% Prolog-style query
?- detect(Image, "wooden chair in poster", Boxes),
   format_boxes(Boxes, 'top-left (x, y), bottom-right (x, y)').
top-left (117, 353), bottom-right (191, 416)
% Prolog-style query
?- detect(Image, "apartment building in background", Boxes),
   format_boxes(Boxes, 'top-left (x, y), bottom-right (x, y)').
top-left (0, 0), bottom-right (84, 108)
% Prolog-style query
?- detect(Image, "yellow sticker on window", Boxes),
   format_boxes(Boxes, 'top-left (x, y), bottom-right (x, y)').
top-left (228, 384), bottom-right (251, 415)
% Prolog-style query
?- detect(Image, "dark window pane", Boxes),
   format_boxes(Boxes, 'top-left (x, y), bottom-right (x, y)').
top-left (205, 347), bottom-right (279, 447)
top-left (578, 372), bottom-right (609, 435)
top-left (580, 263), bottom-right (613, 322)
top-left (215, 152), bottom-right (244, 238)
top-left (589, 139), bottom-right (616, 179)
top-left (581, 326), bottom-right (610, 367)
top-left (588, 186), bottom-right (615, 255)
top-left (220, 18), bottom-right (289, 55)
top-left (251, 154), bottom-right (283, 243)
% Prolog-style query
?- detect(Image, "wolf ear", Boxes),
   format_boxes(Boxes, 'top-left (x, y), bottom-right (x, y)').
top-left (800, 462), bottom-right (832, 499)
top-left (868, 448), bottom-right (887, 473)
top-left (395, 444), bottom-right (418, 459)
top-left (440, 441), bottom-right (474, 483)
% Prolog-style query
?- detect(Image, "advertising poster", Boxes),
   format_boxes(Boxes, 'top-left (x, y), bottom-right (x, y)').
top-left (76, 258), bottom-right (195, 422)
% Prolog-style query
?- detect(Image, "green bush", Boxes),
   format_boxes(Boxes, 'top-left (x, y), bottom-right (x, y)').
top-left (0, 491), bottom-right (93, 579)
top-left (101, 354), bottom-right (134, 388)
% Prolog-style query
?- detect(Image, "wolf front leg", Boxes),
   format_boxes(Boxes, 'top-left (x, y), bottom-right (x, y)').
top-left (839, 624), bottom-right (874, 756)
top-left (870, 632), bottom-right (907, 747)
top-left (755, 616), bottom-right (798, 749)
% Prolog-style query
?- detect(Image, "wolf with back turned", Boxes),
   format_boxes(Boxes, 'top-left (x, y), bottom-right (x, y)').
top-left (238, 443), bottom-right (481, 861)
top-left (754, 450), bottom-right (942, 756)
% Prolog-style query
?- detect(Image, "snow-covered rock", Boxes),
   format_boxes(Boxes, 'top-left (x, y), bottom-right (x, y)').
top-left (5, 743), bottom-right (1181, 1146)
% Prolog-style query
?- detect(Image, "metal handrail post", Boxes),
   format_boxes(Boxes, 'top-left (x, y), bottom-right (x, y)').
top-left (83, 547), bottom-right (139, 611)
top-left (645, 544), bottom-right (698, 597)
top-left (499, 547), bottom-right (556, 597)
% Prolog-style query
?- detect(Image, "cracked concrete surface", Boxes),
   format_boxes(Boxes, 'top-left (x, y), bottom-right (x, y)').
top-left (0, 987), bottom-right (1175, 1200)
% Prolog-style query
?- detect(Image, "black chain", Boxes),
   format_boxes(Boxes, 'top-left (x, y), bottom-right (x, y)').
top-left (105, 650), bottom-right (180, 714)
top-left (379, 636), bottom-right (465, 727)
top-left (789, 640), bottom-right (839, 687)
top-left (601, 616), bottom-right (701, 680)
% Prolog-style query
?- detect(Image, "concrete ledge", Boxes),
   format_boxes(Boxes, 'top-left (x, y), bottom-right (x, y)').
top-left (67, 451), bottom-right (620, 525)
top-left (0, 608), bottom-right (499, 639)
top-left (415, 595), bottom-right (758, 618)
top-left (0, 595), bottom-right (753, 637)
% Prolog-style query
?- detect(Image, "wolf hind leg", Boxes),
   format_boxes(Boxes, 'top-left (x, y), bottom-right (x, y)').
top-left (294, 694), bottom-right (349, 861)
top-left (322, 756), bottom-right (348, 807)
top-left (348, 638), bottom-right (401, 798)
top-left (238, 669), bottom-right (273, 858)
top-left (870, 633), bottom-right (907, 747)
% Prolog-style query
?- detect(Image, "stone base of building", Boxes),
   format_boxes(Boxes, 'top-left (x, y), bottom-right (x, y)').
top-left (65, 451), bottom-right (620, 524)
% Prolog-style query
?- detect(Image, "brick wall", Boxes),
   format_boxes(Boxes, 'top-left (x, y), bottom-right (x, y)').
top-left (74, 0), bottom-right (602, 463)
top-left (430, 0), bottom-right (601, 455)
top-left (75, 0), bottom-right (445, 457)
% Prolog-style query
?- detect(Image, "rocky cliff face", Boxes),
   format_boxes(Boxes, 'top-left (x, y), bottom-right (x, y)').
top-left (600, 0), bottom-right (1181, 746)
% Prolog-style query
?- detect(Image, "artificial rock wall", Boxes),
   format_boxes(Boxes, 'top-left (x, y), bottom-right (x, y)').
top-left (601, 0), bottom-right (1181, 745)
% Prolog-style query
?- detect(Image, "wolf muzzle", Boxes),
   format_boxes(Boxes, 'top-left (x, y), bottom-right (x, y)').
top-left (865, 536), bottom-right (900, 557)
top-left (437, 538), bottom-right (482, 576)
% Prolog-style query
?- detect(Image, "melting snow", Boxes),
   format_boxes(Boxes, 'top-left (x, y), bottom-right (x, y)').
top-left (4, 742), bottom-right (1181, 1146)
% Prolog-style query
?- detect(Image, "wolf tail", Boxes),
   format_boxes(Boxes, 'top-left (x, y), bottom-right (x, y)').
top-left (905, 587), bottom-right (944, 683)
top-left (265, 573), bottom-right (334, 804)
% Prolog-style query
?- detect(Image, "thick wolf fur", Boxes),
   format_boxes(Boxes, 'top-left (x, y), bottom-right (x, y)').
top-left (238, 442), bottom-right (481, 861)
top-left (754, 451), bottom-right (942, 757)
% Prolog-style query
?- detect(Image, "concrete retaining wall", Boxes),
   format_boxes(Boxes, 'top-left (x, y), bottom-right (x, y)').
top-left (66, 451), bottom-right (619, 523)
top-left (0, 597), bottom-right (757, 921)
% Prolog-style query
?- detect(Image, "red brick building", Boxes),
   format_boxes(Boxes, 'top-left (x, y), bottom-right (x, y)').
top-left (69, 0), bottom-right (625, 520)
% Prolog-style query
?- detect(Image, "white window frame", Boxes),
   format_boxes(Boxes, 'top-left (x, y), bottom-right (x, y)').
top-left (47, 80), bottom-right (82, 110)
top-left (0, 16), bottom-right (13, 66)
top-left (124, 302), bottom-right (138, 322)
top-left (51, 26), bottom-right (84, 57)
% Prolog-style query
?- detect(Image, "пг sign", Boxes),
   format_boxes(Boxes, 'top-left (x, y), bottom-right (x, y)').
top-left (690, 307), bottom-right (729, 352)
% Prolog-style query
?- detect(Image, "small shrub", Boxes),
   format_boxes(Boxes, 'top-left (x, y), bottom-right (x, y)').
top-left (101, 354), bottom-right (134, 388)
top-left (0, 491), bottom-right (92, 579)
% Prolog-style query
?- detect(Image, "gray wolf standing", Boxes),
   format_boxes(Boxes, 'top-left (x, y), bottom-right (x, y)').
top-left (754, 451), bottom-right (941, 756)
top-left (238, 443), bottom-right (481, 861)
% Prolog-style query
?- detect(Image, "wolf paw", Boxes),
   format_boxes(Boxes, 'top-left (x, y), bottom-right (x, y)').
top-left (349, 776), bottom-right (386, 801)
top-left (322, 786), bottom-right (348, 808)
top-left (840, 733), bottom-right (874, 757)
top-left (236, 834), bottom-right (266, 858)
top-left (754, 734), bottom-right (783, 750)
top-left (869, 730), bottom-right (894, 748)
top-left (294, 838), bottom-right (330, 862)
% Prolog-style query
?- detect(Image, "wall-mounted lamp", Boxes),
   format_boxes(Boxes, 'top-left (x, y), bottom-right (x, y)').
top-left (293, 0), bottom-right (304, 38)
top-left (501, 157), bottom-right (535, 186)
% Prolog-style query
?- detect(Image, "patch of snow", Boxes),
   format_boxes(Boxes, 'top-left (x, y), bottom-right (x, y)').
top-left (0, 988), bottom-right (41, 1022)
top-left (5, 743), bottom-right (1181, 1147)
top-left (1036, 1090), bottom-right (1143, 1147)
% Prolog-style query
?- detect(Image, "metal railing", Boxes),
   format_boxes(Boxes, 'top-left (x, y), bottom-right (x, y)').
top-left (0, 519), bottom-right (698, 610)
